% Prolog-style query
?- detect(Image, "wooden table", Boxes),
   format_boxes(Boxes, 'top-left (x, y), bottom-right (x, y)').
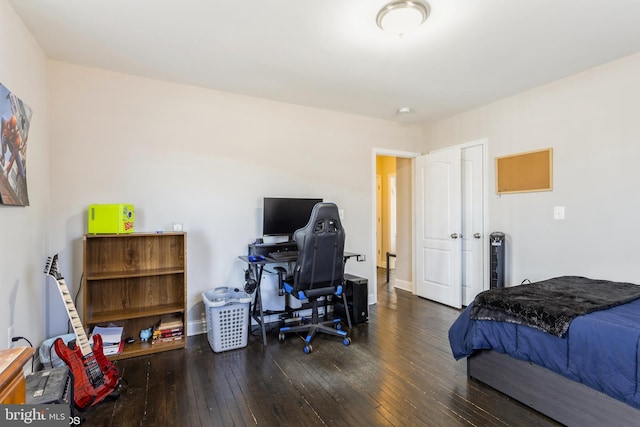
top-left (0, 347), bottom-right (35, 404)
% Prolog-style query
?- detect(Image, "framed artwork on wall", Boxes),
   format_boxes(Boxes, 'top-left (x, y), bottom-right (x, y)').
top-left (0, 83), bottom-right (32, 206)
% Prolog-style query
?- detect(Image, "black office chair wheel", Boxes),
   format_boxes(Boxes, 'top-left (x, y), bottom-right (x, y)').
top-left (342, 337), bottom-right (351, 346)
top-left (303, 344), bottom-right (313, 354)
top-left (278, 332), bottom-right (285, 342)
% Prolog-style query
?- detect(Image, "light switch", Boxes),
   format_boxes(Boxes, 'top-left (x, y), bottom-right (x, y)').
top-left (554, 206), bottom-right (565, 220)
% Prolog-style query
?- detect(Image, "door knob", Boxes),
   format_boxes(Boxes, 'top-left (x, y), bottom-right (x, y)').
top-left (474, 233), bottom-right (481, 239)
top-left (450, 233), bottom-right (459, 239)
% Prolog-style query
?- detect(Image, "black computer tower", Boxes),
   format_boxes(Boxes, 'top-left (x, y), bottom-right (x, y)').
top-left (335, 273), bottom-right (368, 324)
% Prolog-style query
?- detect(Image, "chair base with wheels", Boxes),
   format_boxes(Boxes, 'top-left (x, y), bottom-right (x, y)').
top-left (278, 286), bottom-right (351, 354)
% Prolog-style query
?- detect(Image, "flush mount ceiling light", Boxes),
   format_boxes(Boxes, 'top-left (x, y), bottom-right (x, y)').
top-left (376, 0), bottom-right (430, 38)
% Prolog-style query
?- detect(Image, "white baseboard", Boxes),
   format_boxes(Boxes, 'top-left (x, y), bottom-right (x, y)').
top-left (188, 319), bottom-right (207, 336)
top-left (393, 279), bottom-right (413, 293)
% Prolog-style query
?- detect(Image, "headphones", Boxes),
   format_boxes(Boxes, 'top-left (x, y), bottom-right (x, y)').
top-left (244, 269), bottom-right (257, 294)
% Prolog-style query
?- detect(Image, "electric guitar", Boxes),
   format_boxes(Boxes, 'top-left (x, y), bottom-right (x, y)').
top-left (44, 254), bottom-right (121, 411)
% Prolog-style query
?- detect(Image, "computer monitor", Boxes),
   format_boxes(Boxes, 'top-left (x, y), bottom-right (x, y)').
top-left (262, 197), bottom-right (322, 239)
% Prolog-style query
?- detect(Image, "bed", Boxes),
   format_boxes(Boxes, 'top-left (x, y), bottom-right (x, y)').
top-left (448, 276), bottom-right (640, 426)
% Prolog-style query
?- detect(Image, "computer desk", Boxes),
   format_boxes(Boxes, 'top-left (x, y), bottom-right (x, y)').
top-left (238, 251), bottom-right (363, 346)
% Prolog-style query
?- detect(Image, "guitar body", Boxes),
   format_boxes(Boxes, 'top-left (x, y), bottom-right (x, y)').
top-left (54, 333), bottom-right (120, 411)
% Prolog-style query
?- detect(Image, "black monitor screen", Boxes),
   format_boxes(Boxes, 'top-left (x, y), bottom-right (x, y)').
top-left (263, 197), bottom-right (322, 237)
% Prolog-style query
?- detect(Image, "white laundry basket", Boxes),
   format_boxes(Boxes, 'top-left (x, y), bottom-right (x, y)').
top-left (202, 287), bottom-right (252, 352)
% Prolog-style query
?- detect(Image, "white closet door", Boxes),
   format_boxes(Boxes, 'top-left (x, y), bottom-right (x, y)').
top-left (415, 147), bottom-right (462, 308)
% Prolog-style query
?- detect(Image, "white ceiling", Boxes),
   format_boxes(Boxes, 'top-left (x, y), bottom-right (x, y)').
top-left (8, 0), bottom-right (640, 124)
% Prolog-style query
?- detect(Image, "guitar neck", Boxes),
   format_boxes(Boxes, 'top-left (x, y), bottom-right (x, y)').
top-left (55, 277), bottom-right (93, 357)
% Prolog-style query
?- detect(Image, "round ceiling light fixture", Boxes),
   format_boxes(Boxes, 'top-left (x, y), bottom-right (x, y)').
top-left (376, 0), bottom-right (430, 38)
top-left (396, 107), bottom-right (414, 114)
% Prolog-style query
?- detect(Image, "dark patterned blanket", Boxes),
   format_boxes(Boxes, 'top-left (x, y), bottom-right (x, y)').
top-left (469, 276), bottom-right (640, 337)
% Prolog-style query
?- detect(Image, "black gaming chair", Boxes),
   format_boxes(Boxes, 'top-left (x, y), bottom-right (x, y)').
top-left (277, 202), bottom-right (351, 354)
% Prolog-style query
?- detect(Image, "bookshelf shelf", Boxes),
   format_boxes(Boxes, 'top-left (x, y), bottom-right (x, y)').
top-left (85, 267), bottom-right (184, 281)
top-left (118, 339), bottom-right (185, 359)
top-left (83, 233), bottom-right (187, 360)
top-left (87, 303), bottom-right (185, 324)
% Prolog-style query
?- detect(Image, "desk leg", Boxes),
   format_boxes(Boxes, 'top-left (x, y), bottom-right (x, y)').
top-left (386, 252), bottom-right (396, 283)
top-left (341, 292), bottom-right (352, 329)
top-left (251, 264), bottom-right (268, 346)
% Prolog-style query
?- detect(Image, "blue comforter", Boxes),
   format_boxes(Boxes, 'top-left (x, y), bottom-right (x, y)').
top-left (449, 298), bottom-right (640, 409)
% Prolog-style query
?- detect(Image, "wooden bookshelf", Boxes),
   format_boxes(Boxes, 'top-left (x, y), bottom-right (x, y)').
top-left (83, 232), bottom-right (187, 359)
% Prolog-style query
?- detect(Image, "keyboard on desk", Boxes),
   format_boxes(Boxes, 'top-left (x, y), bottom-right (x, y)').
top-left (268, 251), bottom-right (298, 260)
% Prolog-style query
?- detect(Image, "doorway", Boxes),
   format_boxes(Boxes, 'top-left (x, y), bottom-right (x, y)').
top-left (371, 142), bottom-right (487, 307)
top-left (371, 149), bottom-right (421, 305)
top-left (376, 156), bottom-right (396, 270)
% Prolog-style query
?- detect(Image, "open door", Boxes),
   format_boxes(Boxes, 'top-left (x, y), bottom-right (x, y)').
top-left (415, 147), bottom-right (462, 308)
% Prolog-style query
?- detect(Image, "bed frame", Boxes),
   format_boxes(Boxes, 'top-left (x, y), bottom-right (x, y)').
top-left (467, 350), bottom-right (639, 427)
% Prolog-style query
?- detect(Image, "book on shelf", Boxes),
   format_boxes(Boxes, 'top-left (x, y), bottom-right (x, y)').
top-left (154, 328), bottom-right (184, 338)
top-left (89, 325), bottom-right (124, 346)
top-left (158, 315), bottom-right (183, 330)
top-left (102, 340), bottom-right (125, 356)
top-left (151, 335), bottom-right (184, 345)
top-left (152, 315), bottom-right (184, 344)
top-left (88, 325), bottom-right (124, 356)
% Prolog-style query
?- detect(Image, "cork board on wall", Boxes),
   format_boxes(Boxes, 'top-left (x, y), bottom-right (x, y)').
top-left (496, 148), bottom-right (553, 194)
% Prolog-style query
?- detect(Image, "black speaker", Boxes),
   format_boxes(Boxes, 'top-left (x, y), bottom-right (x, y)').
top-left (335, 274), bottom-right (368, 324)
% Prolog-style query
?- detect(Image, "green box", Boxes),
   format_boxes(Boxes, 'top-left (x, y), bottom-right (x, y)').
top-left (88, 204), bottom-right (134, 234)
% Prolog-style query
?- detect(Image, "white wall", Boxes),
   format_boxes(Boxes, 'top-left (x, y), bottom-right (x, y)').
top-left (9, 0), bottom-right (639, 345)
top-left (0, 0), bottom-right (50, 351)
top-left (394, 157), bottom-right (412, 291)
top-left (47, 61), bottom-right (423, 334)
top-left (422, 52), bottom-right (640, 286)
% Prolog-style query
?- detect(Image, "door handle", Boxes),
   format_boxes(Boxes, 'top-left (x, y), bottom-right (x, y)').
top-left (474, 233), bottom-right (481, 239)
top-left (450, 233), bottom-right (459, 239)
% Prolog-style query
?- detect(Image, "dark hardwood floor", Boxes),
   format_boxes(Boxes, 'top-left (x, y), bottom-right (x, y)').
top-left (80, 269), bottom-right (561, 426)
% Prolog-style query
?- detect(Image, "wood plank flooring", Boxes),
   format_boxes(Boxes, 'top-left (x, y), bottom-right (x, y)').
top-left (80, 270), bottom-right (561, 426)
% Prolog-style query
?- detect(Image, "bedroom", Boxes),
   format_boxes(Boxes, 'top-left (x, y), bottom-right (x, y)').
top-left (1, 0), bottom-right (640, 424)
